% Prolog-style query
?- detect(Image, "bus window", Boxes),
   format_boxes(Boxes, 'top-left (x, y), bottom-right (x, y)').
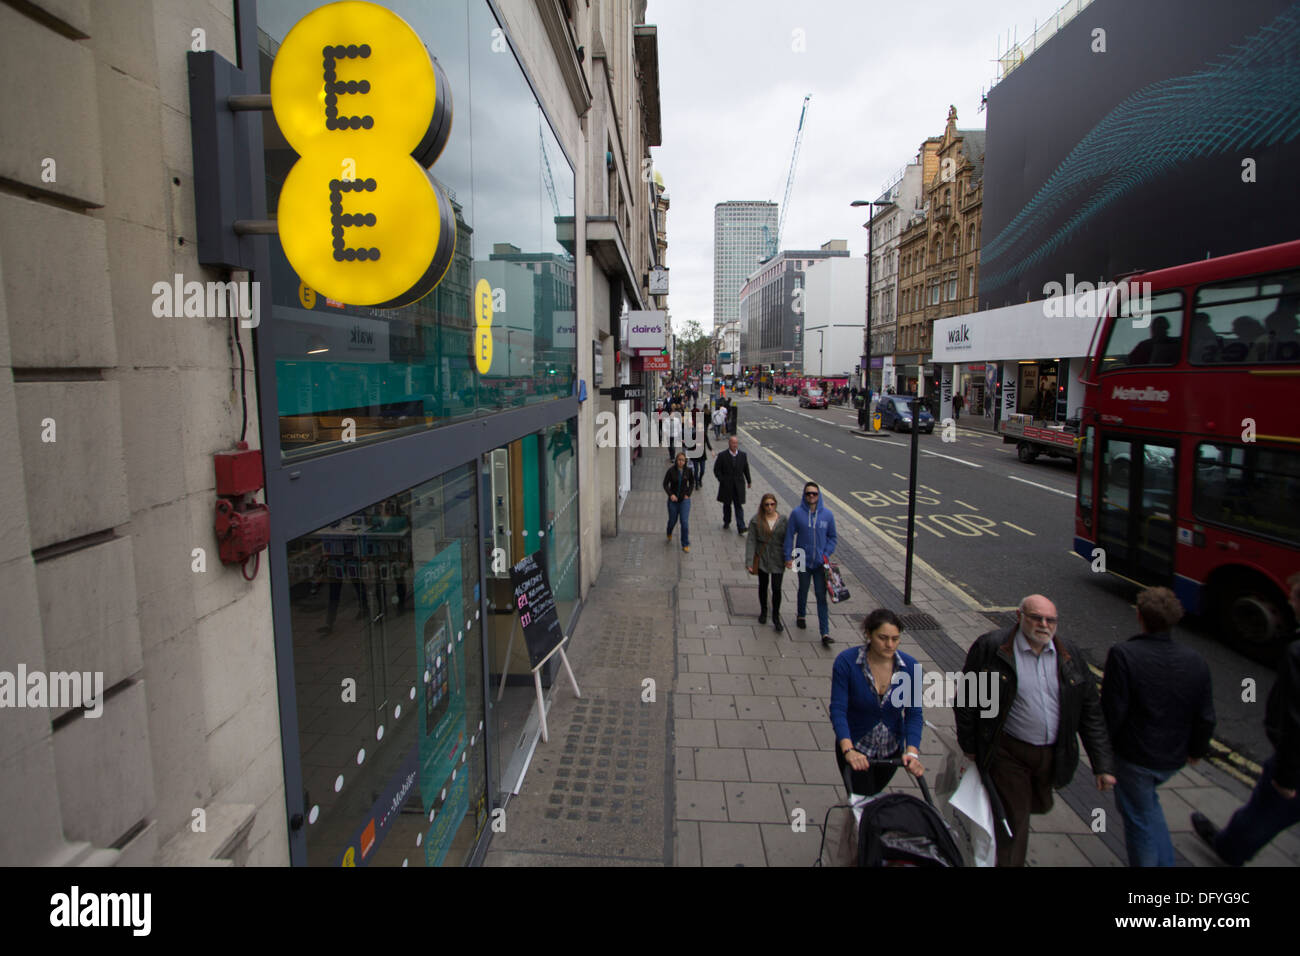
top-left (1097, 291), bottom-right (1184, 373)
top-left (1193, 442), bottom-right (1300, 542)
top-left (1191, 269), bottom-right (1300, 365)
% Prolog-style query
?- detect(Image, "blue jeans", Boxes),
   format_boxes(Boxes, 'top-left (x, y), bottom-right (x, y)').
top-left (796, 565), bottom-right (829, 635)
top-left (667, 497), bottom-right (691, 547)
top-left (1112, 755), bottom-right (1177, 866)
top-left (1214, 755), bottom-right (1300, 865)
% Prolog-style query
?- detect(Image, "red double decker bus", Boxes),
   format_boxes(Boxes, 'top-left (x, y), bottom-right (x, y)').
top-left (1074, 240), bottom-right (1300, 658)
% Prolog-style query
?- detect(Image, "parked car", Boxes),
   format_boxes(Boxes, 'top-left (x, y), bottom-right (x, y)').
top-left (878, 395), bottom-right (934, 433)
top-left (799, 387), bottom-right (828, 409)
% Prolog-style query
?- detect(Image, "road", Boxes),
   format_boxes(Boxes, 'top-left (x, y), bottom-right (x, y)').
top-left (732, 393), bottom-right (1277, 768)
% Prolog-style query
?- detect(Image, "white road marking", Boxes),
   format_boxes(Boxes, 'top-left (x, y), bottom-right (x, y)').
top-left (870, 463), bottom-right (883, 470)
top-left (920, 450), bottom-right (983, 468)
top-left (1003, 521), bottom-right (1036, 536)
top-left (837, 448), bottom-right (846, 454)
top-left (852, 455), bottom-right (863, 461)
top-left (954, 499), bottom-right (978, 511)
top-left (1006, 474), bottom-right (1075, 499)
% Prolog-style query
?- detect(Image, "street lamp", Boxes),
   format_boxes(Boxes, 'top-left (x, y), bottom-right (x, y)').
top-left (851, 199), bottom-right (894, 418)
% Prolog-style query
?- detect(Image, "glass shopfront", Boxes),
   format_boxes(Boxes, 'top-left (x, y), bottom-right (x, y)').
top-left (286, 463), bottom-right (486, 866)
top-left (258, 0), bottom-right (577, 461)
top-left (253, 1), bottom-right (582, 865)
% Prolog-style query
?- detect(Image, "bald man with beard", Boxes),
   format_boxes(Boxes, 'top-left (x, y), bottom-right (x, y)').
top-left (955, 594), bottom-right (1116, 866)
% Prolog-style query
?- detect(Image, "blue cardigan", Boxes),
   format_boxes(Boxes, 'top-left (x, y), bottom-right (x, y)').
top-left (829, 647), bottom-right (923, 752)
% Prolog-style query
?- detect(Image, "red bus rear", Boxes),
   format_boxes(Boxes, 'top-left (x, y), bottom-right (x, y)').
top-left (1074, 240), bottom-right (1300, 656)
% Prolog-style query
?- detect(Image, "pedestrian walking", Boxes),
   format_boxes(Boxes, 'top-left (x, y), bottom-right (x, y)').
top-left (744, 493), bottom-right (788, 630)
top-left (952, 392), bottom-right (964, 420)
top-left (783, 481), bottom-right (838, 646)
top-left (1192, 571), bottom-right (1300, 865)
top-left (831, 608), bottom-right (925, 796)
top-left (1101, 587), bottom-right (1215, 866)
top-left (955, 594), bottom-right (1116, 867)
top-left (712, 403), bottom-right (727, 439)
top-left (663, 451), bottom-right (694, 553)
top-left (712, 435), bottom-right (751, 534)
top-left (664, 407), bottom-right (682, 462)
top-left (684, 407), bottom-right (711, 489)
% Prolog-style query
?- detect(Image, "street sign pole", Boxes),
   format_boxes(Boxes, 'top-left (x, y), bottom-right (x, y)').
top-left (903, 397), bottom-right (921, 604)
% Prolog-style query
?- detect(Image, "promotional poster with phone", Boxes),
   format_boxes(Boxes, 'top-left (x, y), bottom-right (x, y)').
top-left (415, 545), bottom-right (467, 847)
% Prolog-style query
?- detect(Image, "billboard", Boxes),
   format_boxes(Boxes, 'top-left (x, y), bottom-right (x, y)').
top-left (980, 0), bottom-right (1300, 308)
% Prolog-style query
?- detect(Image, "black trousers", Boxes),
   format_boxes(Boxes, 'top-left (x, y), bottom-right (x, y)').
top-left (757, 570), bottom-right (783, 612)
top-left (835, 744), bottom-right (900, 797)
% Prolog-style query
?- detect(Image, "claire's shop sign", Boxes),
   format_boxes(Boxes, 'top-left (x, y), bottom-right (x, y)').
top-left (270, 1), bottom-right (455, 308)
top-left (626, 311), bottom-right (667, 350)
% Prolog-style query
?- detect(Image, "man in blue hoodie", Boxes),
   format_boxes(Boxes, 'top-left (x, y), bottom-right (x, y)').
top-left (784, 481), bottom-right (839, 646)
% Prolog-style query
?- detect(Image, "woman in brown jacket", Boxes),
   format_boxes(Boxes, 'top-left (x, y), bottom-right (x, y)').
top-left (745, 493), bottom-right (788, 630)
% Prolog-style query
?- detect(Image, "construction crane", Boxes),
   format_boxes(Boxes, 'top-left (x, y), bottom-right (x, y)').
top-left (540, 121), bottom-right (559, 220)
top-left (771, 94), bottom-right (811, 257)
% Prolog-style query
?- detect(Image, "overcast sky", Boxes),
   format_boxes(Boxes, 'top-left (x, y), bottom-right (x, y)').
top-left (648, 0), bottom-right (1074, 332)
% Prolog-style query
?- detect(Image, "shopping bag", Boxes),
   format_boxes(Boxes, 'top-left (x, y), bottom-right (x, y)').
top-left (948, 764), bottom-right (997, 867)
top-left (824, 559), bottom-right (850, 603)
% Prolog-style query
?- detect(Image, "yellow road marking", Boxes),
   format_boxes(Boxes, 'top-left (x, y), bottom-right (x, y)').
top-left (1003, 521), bottom-right (1036, 536)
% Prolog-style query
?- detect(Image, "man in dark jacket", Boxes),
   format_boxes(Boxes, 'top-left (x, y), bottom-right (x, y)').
top-left (956, 594), bottom-right (1116, 866)
top-left (1193, 571), bottom-right (1300, 864)
top-left (1102, 587), bottom-right (1215, 866)
top-left (712, 435), bottom-right (751, 534)
top-left (663, 452), bottom-right (695, 552)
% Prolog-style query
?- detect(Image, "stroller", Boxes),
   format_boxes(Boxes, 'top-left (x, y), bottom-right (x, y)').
top-left (817, 757), bottom-right (965, 867)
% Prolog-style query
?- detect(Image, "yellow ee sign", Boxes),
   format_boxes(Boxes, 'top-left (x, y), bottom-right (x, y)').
top-left (474, 278), bottom-right (493, 374)
top-left (271, 1), bottom-right (455, 308)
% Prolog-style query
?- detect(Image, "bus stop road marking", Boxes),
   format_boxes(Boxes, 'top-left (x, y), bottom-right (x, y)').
top-left (1003, 521), bottom-right (1036, 536)
top-left (1006, 474), bottom-right (1075, 498)
top-left (955, 499), bottom-right (978, 511)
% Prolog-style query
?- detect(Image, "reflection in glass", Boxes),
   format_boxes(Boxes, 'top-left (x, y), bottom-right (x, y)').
top-left (286, 463), bottom-right (485, 866)
top-left (259, 0), bottom-right (577, 460)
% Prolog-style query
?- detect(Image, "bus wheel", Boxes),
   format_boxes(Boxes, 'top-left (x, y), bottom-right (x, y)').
top-left (1217, 576), bottom-right (1288, 662)
top-left (1017, 442), bottom-right (1038, 463)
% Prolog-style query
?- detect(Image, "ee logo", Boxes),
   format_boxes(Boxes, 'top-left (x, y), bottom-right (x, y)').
top-left (474, 278), bottom-right (493, 374)
top-left (271, 1), bottom-right (455, 307)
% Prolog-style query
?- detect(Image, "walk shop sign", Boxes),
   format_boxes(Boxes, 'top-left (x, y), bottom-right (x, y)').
top-left (271, 1), bottom-right (455, 307)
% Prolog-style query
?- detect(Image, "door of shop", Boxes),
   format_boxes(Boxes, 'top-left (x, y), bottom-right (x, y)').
top-left (1095, 435), bottom-right (1178, 583)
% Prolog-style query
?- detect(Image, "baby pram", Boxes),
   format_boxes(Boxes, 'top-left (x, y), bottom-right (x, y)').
top-left (817, 757), bottom-right (965, 867)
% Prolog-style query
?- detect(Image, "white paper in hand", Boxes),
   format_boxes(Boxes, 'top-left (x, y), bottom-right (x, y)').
top-left (949, 764), bottom-right (997, 867)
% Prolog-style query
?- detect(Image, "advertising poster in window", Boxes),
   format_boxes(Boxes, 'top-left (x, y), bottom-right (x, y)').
top-left (414, 544), bottom-right (467, 854)
top-left (509, 550), bottom-right (564, 667)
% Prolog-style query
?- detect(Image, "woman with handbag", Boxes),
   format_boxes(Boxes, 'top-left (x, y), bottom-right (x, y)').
top-left (745, 493), bottom-right (788, 631)
top-left (830, 608), bottom-right (925, 796)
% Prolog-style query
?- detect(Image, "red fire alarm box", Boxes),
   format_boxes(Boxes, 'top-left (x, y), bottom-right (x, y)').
top-left (214, 441), bottom-right (264, 496)
top-left (213, 441), bottom-right (269, 578)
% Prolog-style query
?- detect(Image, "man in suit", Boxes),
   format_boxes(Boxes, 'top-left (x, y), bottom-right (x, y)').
top-left (713, 435), bottom-right (752, 535)
top-left (1193, 571), bottom-right (1300, 865)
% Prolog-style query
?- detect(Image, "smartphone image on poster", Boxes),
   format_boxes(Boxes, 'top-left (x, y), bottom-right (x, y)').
top-left (423, 602), bottom-right (453, 734)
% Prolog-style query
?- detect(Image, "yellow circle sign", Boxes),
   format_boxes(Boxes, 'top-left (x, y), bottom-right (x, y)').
top-left (474, 328), bottom-right (493, 375)
top-left (474, 278), bottom-right (492, 327)
top-left (271, 1), bottom-right (455, 307)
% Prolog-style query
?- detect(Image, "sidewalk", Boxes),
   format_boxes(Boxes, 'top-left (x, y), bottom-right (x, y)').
top-left (488, 402), bottom-right (1300, 866)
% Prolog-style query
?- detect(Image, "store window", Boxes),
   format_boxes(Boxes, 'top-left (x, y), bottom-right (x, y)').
top-left (259, 0), bottom-right (577, 461)
top-left (483, 419), bottom-right (580, 798)
top-left (285, 462), bottom-right (485, 866)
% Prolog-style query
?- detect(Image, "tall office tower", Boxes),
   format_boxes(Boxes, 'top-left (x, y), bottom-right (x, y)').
top-left (713, 202), bottom-right (778, 334)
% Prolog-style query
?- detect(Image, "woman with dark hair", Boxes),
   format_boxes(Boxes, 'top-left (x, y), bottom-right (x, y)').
top-left (830, 608), bottom-right (925, 796)
top-left (744, 493), bottom-right (788, 630)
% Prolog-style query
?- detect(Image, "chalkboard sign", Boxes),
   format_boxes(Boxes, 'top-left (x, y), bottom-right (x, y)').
top-left (509, 550), bottom-right (565, 668)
